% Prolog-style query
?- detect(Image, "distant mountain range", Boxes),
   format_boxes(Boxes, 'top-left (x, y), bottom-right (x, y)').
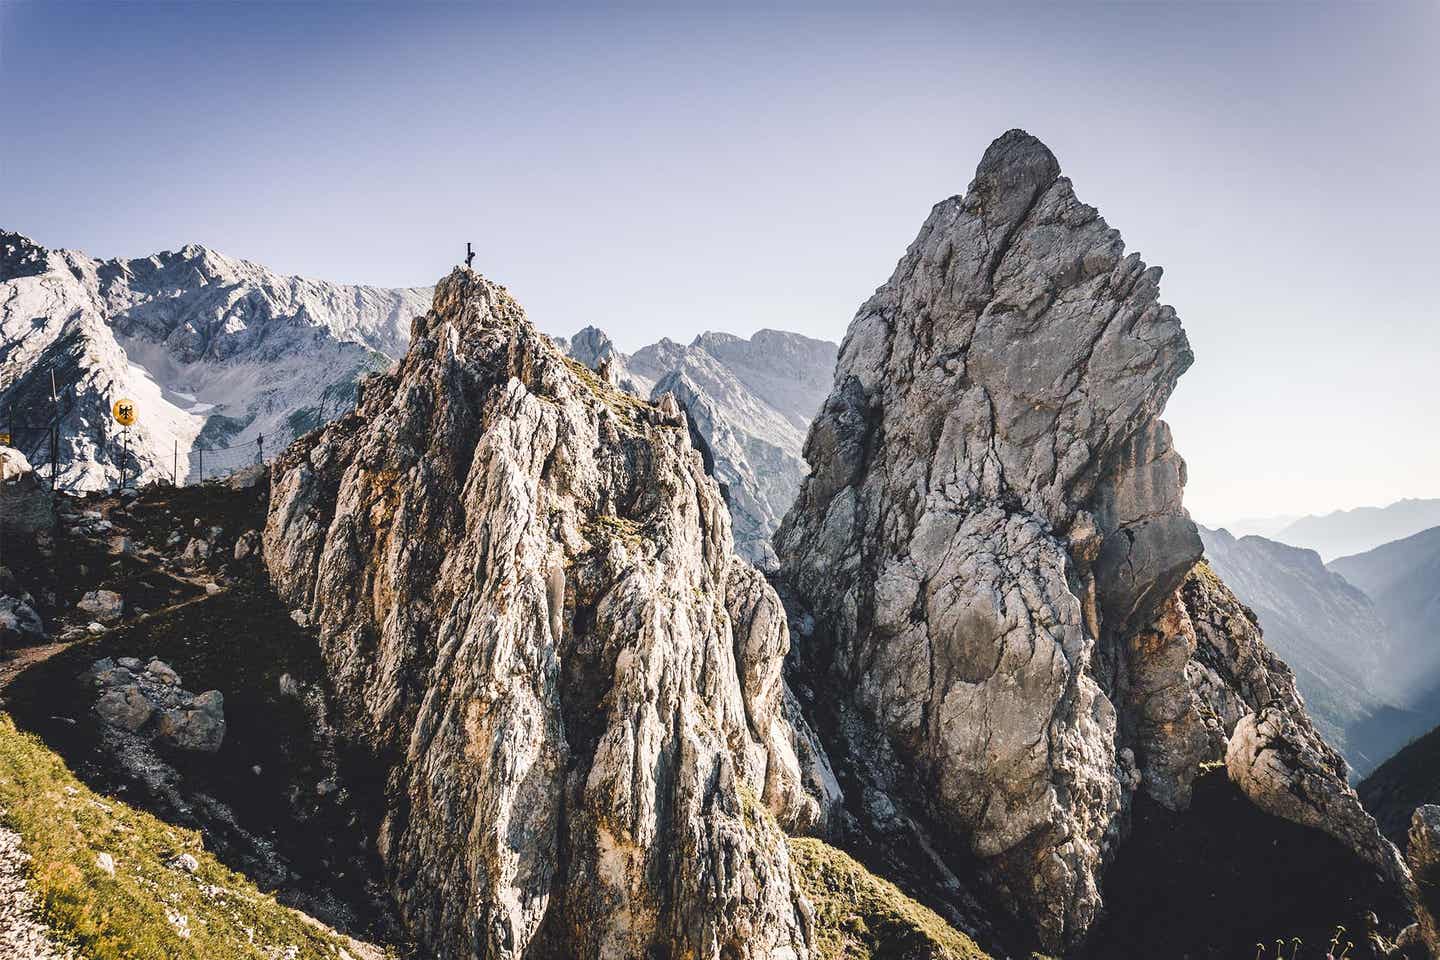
top-left (1274, 498), bottom-right (1440, 561)
top-left (1, 229), bottom-right (838, 567)
top-left (1331, 526), bottom-right (1440, 703)
top-left (1208, 514), bottom-right (1303, 539)
top-left (1, 229), bottom-right (429, 489)
top-left (1198, 525), bottom-right (1402, 773)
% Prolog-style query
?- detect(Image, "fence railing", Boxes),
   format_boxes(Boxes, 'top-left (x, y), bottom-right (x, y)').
top-left (174, 435), bottom-right (268, 485)
top-left (5, 401), bottom-right (310, 492)
top-left (2, 422), bottom-right (62, 488)
top-left (4, 365), bottom-right (361, 492)
top-left (97, 428), bottom-right (281, 489)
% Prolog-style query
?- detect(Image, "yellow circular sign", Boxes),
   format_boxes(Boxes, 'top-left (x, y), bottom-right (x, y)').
top-left (112, 398), bottom-right (138, 427)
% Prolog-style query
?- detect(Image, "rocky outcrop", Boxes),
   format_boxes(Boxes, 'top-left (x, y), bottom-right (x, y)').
top-left (1200, 525), bottom-right (1399, 769)
top-left (1178, 564), bottom-right (1410, 893)
top-left (776, 129), bottom-right (1411, 952)
top-left (264, 269), bottom-right (823, 959)
top-left (84, 656), bottom-right (227, 753)
top-left (555, 328), bottom-right (837, 570)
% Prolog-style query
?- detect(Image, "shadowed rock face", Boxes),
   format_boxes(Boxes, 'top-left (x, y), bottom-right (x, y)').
top-left (775, 129), bottom-right (1411, 952)
top-left (264, 270), bottom-right (820, 959)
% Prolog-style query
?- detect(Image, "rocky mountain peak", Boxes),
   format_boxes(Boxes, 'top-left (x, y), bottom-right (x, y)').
top-left (264, 267), bottom-right (827, 958)
top-left (561, 324), bottom-right (620, 369)
top-left (776, 128), bottom-right (1410, 952)
top-left (1, 228), bottom-right (51, 282)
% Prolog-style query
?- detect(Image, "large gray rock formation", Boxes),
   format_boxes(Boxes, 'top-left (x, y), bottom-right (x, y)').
top-left (264, 270), bottom-right (821, 959)
top-left (775, 129), bottom-right (1411, 952)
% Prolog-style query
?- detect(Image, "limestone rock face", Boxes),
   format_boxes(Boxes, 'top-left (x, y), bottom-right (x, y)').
top-left (264, 270), bottom-right (817, 960)
top-left (775, 129), bottom-right (1408, 951)
top-left (1180, 564), bottom-right (1409, 890)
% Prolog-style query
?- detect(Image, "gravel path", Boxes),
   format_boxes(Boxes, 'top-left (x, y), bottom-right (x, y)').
top-left (0, 818), bottom-right (76, 960)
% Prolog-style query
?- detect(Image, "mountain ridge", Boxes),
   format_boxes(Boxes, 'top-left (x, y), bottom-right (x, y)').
top-left (1197, 524), bottom-right (1406, 774)
top-left (1332, 526), bottom-right (1440, 705)
top-left (1278, 498), bottom-right (1440, 561)
top-left (0, 228), bottom-right (430, 489)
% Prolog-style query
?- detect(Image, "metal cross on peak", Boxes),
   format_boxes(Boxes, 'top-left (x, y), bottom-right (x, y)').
top-left (465, 242), bottom-right (475, 270)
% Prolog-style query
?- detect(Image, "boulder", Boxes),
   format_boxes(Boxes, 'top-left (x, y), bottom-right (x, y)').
top-left (94, 684), bottom-right (155, 733)
top-left (225, 463), bottom-right (266, 491)
top-left (233, 530), bottom-right (261, 562)
top-left (155, 690), bottom-right (225, 753)
top-left (0, 595), bottom-right (45, 646)
top-left (76, 589), bottom-right (123, 622)
top-left (144, 659), bottom-right (181, 686)
top-left (181, 538), bottom-right (210, 566)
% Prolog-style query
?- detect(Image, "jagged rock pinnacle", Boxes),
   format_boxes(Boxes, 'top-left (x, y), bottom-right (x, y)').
top-left (776, 129), bottom-right (1408, 952)
top-left (264, 267), bottom-right (824, 958)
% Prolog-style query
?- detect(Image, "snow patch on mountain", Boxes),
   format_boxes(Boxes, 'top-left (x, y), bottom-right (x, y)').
top-left (1, 230), bottom-right (428, 489)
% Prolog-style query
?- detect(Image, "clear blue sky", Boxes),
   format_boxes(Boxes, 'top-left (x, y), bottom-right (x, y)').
top-left (2, 1), bottom-right (1435, 523)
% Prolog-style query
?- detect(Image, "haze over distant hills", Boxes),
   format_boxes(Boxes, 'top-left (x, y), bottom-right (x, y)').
top-left (1273, 499), bottom-right (1440, 561)
top-left (1199, 520), bottom-right (1440, 778)
top-left (1331, 527), bottom-right (1440, 703)
top-left (1205, 514), bottom-right (1303, 539)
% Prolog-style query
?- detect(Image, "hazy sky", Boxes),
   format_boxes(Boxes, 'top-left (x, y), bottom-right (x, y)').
top-left (1, 1), bottom-right (1435, 524)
